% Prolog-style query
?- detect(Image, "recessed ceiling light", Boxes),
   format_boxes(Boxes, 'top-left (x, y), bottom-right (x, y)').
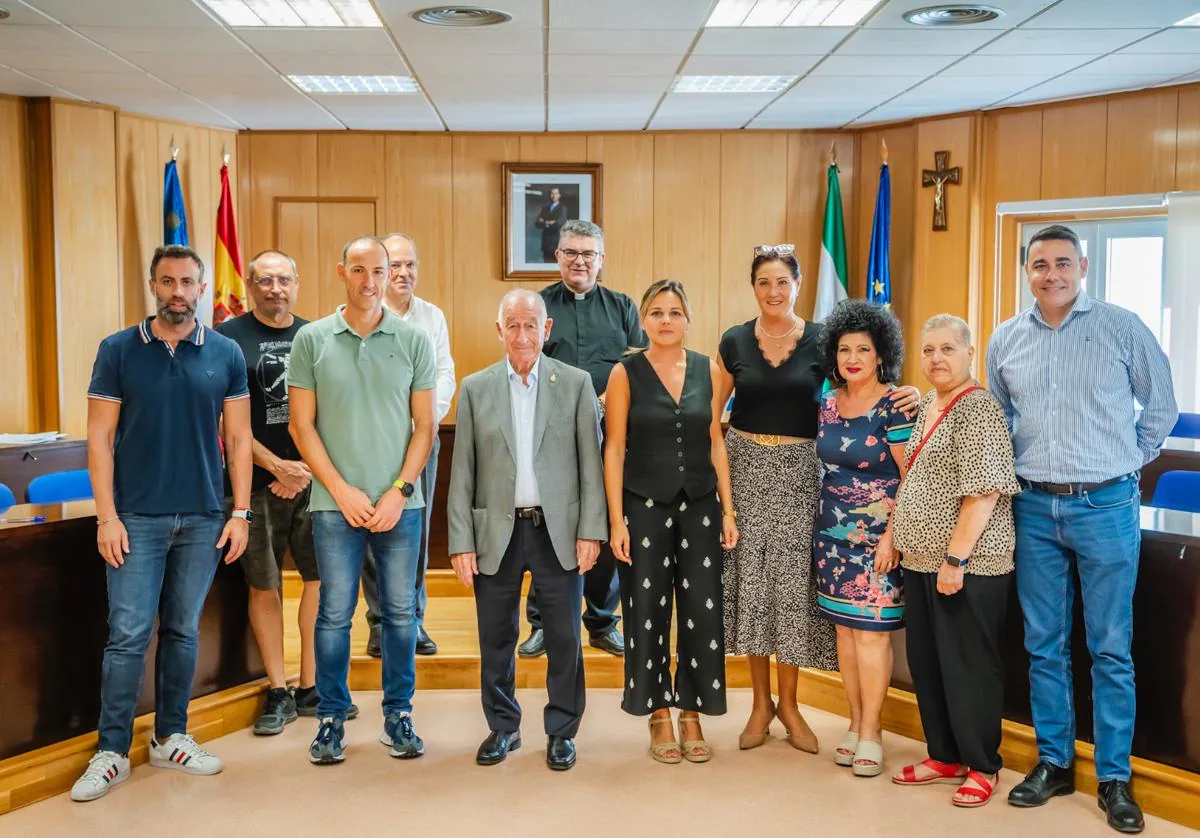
top-left (902, 5), bottom-right (1004, 26)
top-left (289, 75), bottom-right (420, 94)
top-left (1176, 12), bottom-right (1200, 25)
top-left (706, 0), bottom-right (883, 27)
top-left (674, 75), bottom-right (796, 93)
top-left (412, 6), bottom-right (513, 27)
top-left (199, 0), bottom-right (381, 28)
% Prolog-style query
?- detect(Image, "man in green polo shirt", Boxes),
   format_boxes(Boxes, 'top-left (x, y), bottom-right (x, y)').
top-left (287, 236), bottom-right (436, 766)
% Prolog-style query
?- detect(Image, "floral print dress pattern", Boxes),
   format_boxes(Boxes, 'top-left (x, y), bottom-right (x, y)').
top-left (814, 391), bottom-right (913, 631)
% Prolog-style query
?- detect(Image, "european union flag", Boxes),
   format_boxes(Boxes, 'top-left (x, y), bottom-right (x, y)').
top-left (163, 159), bottom-right (189, 246)
top-left (866, 162), bottom-right (890, 308)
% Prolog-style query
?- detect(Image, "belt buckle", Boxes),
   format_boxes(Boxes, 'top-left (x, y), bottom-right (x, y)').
top-left (752, 432), bottom-right (781, 447)
top-left (1047, 482), bottom-right (1076, 496)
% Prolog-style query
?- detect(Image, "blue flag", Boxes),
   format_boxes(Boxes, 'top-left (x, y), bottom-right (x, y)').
top-left (163, 160), bottom-right (189, 245)
top-left (866, 162), bottom-right (890, 307)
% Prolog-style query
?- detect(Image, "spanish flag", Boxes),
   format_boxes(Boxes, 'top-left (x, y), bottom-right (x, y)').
top-left (213, 164), bottom-right (245, 325)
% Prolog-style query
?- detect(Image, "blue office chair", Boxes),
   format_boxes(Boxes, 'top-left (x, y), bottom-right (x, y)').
top-left (1151, 471), bottom-right (1200, 514)
top-left (26, 469), bottom-right (93, 504)
top-left (0, 482), bottom-right (14, 512)
top-left (1170, 412), bottom-right (1200, 440)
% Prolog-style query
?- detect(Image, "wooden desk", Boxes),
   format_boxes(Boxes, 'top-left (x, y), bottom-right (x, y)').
top-left (0, 502), bottom-right (263, 761)
top-left (0, 439), bottom-right (87, 503)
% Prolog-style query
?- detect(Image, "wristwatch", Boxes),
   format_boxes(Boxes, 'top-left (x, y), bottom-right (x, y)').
top-left (231, 507), bottom-right (255, 523)
top-left (943, 553), bottom-right (969, 569)
top-left (392, 479), bottom-right (415, 499)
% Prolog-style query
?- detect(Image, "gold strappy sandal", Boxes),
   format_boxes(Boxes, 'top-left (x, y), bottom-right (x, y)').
top-left (678, 714), bottom-right (712, 763)
top-left (649, 716), bottom-right (682, 764)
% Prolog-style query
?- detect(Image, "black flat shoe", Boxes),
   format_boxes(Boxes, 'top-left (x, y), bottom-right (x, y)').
top-left (588, 628), bottom-right (625, 657)
top-left (416, 626), bottom-right (438, 656)
top-left (365, 624), bottom-right (382, 658)
top-left (1008, 760), bottom-right (1075, 807)
top-left (546, 736), bottom-right (576, 771)
top-left (476, 730), bottom-right (521, 766)
top-left (1098, 780), bottom-right (1144, 834)
top-left (518, 629), bottom-right (545, 658)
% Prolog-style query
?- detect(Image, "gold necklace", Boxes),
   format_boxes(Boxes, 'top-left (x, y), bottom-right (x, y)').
top-left (757, 316), bottom-right (799, 347)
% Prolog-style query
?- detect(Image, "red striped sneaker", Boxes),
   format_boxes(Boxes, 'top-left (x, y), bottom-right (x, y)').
top-left (149, 733), bottom-right (223, 775)
top-left (70, 751), bottom-right (130, 802)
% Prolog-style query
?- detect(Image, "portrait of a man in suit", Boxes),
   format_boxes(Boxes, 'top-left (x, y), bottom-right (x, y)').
top-left (534, 187), bottom-right (569, 262)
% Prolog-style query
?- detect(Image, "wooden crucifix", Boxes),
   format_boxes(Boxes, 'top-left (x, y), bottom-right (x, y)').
top-left (921, 150), bottom-right (961, 231)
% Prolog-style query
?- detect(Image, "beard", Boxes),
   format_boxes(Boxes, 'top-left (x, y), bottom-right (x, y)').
top-left (158, 299), bottom-right (195, 325)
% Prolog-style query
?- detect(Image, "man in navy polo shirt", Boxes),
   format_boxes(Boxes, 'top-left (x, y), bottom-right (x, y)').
top-left (71, 244), bottom-right (254, 803)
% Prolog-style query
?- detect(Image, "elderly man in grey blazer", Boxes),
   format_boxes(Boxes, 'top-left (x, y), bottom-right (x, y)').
top-left (448, 288), bottom-right (607, 771)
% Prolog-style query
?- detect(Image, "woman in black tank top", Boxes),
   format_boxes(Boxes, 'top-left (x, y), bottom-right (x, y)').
top-left (604, 280), bottom-right (738, 765)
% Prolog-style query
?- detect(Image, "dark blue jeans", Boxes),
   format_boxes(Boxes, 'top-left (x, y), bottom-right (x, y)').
top-left (312, 509), bottom-right (422, 719)
top-left (1013, 476), bottom-right (1141, 782)
top-left (97, 512), bottom-right (224, 753)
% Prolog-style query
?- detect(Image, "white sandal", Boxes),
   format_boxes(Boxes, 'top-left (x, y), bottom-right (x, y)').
top-left (835, 731), bottom-right (860, 767)
top-left (851, 739), bottom-right (884, 777)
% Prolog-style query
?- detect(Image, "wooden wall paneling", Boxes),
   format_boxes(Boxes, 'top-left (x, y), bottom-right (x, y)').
top-left (247, 134), bottom-right (317, 254)
top-left (382, 135), bottom-right (454, 316)
top-left (1105, 89), bottom-right (1179, 195)
top-left (1177, 87), bottom-right (1200, 190)
top-left (159, 123), bottom-right (212, 294)
top-left (518, 135), bottom-right (589, 165)
top-left (652, 134), bottom-right (721, 357)
top-left (276, 202), bottom-right (320, 322)
top-left (1040, 100), bottom-right (1107, 199)
top-left (115, 116), bottom-right (160, 326)
top-left (52, 103), bottom-right (121, 438)
top-left (718, 133), bottom-right (789, 345)
top-left (787, 132), bottom-right (856, 321)
top-left (316, 201), bottom-right (379, 315)
top-left (585, 134), bottom-right (654, 305)
top-left (24, 101), bottom-right (57, 432)
top-left (0, 99), bottom-right (35, 432)
top-left (450, 135), bottom-right (522, 386)
top-left (317, 133), bottom-right (385, 212)
top-left (236, 133), bottom-right (253, 257)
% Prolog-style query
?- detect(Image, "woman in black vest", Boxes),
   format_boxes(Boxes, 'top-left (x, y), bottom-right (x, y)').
top-left (605, 279), bottom-right (738, 764)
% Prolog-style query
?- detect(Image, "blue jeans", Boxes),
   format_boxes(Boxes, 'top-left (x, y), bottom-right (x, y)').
top-left (97, 512), bottom-right (224, 753)
top-left (1013, 476), bottom-right (1141, 781)
top-left (312, 509), bottom-right (422, 719)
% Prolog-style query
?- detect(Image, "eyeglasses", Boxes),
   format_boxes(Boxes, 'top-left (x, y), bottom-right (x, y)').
top-left (559, 248), bottom-right (600, 264)
top-left (754, 244), bottom-right (795, 258)
top-left (252, 274), bottom-right (294, 288)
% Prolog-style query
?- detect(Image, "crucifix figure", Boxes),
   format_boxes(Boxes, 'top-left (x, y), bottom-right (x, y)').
top-left (921, 150), bottom-right (961, 231)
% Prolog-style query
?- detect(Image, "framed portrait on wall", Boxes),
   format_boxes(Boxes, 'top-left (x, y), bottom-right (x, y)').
top-left (502, 162), bottom-right (602, 279)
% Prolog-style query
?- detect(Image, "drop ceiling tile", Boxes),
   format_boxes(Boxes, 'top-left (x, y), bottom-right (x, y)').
top-left (374, 0), bottom-right (544, 29)
top-left (121, 51), bottom-right (269, 78)
top-left (650, 91), bottom-right (775, 129)
top-left (888, 75), bottom-right (1037, 108)
top-left (437, 104), bottom-right (544, 131)
top-left (27, 0), bottom-right (215, 27)
top-left (0, 24), bottom-right (90, 50)
top-left (941, 54), bottom-right (1095, 76)
top-left (76, 25), bottom-right (252, 53)
top-left (865, 0), bottom-right (1056, 28)
top-left (94, 91), bottom-right (243, 128)
top-left (237, 27), bottom-right (398, 55)
top-left (1000, 74), bottom-right (1168, 105)
top-left (25, 69), bottom-right (177, 95)
top-left (852, 105), bottom-right (937, 124)
top-left (549, 54), bottom-right (683, 76)
top-left (780, 74), bottom-right (924, 102)
top-left (836, 27), bottom-right (998, 55)
top-left (681, 54), bottom-right (823, 76)
top-left (2, 47), bottom-right (138, 74)
top-left (392, 25), bottom-right (543, 57)
top-left (216, 101), bottom-right (345, 129)
top-left (0, 66), bottom-right (73, 97)
top-left (550, 0), bottom-right (713, 29)
top-left (549, 75), bottom-right (672, 96)
top-left (1073, 53), bottom-right (1200, 76)
top-left (172, 71), bottom-right (300, 96)
top-left (411, 54), bottom-right (542, 77)
top-left (0, 4), bottom-right (54, 24)
top-left (1119, 28), bottom-right (1200, 53)
top-left (807, 54), bottom-right (958, 76)
top-left (750, 111), bottom-right (864, 128)
top-left (267, 53), bottom-right (409, 74)
top-left (550, 28), bottom-right (697, 55)
top-left (312, 95), bottom-right (443, 130)
top-left (693, 27), bottom-right (852, 55)
top-left (549, 98), bottom-right (661, 130)
top-left (421, 72), bottom-right (543, 96)
top-left (978, 28), bottom-right (1158, 55)
top-left (1022, 0), bottom-right (1200, 29)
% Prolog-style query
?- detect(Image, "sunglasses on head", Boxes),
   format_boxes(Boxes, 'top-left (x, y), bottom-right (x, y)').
top-left (754, 244), bottom-right (796, 257)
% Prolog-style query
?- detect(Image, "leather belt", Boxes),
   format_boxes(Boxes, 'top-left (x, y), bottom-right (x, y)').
top-left (515, 506), bottom-right (544, 527)
top-left (1018, 473), bottom-right (1135, 497)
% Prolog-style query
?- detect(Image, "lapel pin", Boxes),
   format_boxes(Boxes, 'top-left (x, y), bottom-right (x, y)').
top-left (550, 373), bottom-right (557, 383)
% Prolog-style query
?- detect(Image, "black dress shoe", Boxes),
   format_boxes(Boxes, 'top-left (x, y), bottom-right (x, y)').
top-left (1098, 780), bottom-right (1144, 834)
top-left (588, 628), bottom-right (625, 657)
top-left (546, 736), bottom-right (576, 771)
top-left (365, 624), bottom-right (381, 658)
top-left (1008, 760), bottom-right (1075, 807)
top-left (416, 626), bottom-right (438, 656)
top-left (476, 730), bottom-right (521, 766)
top-left (518, 628), bottom-right (546, 658)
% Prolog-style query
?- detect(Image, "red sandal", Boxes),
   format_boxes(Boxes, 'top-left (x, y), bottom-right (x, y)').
top-left (892, 758), bottom-right (968, 786)
top-left (952, 770), bottom-right (999, 808)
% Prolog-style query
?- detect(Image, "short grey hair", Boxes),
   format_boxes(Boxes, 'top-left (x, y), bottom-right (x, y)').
top-left (248, 249), bottom-right (298, 283)
top-left (921, 313), bottom-right (972, 347)
top-left (497, 288), bottom-right (547, 325)
top-left (341, 235), bottom-right (387, 265)
top-left (558, 219), bottom-right (604, 251)
top-left (379, 231), bottom-right (419, 259)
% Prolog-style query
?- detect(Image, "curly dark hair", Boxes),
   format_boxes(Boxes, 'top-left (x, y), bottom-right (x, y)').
top-left (820, 299), bottom-right (904, 386)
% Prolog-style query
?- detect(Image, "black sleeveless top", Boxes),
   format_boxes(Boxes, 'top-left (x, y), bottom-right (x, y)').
top-left (718, 318), bottom-right (825, 438)
top-left (620, 350), bottom-right (717, 504)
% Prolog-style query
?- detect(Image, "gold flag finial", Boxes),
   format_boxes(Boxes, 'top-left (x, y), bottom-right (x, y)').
top-left (169, 135), bottom-right (179, 161)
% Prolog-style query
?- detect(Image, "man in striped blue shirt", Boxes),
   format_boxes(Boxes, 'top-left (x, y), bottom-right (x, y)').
top-left (987, 224), bottom-right (1176, 834)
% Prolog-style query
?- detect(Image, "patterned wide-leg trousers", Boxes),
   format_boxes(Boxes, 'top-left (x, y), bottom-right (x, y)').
top-left (618, 489), bottom-right (727, 716)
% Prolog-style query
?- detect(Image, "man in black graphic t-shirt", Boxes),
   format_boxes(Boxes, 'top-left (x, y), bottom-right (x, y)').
top-left (217, 250), bottom-right (341, 734)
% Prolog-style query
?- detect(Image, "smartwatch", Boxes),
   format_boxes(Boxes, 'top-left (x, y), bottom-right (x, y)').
top-left (943, 553), bottom-right (969, 569)
top-left (392, 480), bottom-right (415, 499)
top-left (231, 507), bottom-right (255, 523)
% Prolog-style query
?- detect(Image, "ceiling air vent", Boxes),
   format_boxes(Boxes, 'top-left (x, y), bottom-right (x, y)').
top-left (0, 8), bottom-right (10, 20)
top-left (902, 5), bottom-right (1003, 26)
top-left (412, 6), bottom-right (512, 27)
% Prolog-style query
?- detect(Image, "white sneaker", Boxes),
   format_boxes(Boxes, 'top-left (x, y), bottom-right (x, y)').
top-left (70, 751), bottom-right (130, 802)
top-left (148, 733), bottom-right (224, 775)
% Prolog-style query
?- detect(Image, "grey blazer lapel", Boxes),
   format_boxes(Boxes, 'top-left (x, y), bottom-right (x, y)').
top-left (494, 364), bottom-right (516, 461)
top-left (532, 356), bottom-right (555, 455)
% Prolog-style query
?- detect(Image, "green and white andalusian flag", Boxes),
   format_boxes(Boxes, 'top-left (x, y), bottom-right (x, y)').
top-left (814, 162), bottom-right (848, 321)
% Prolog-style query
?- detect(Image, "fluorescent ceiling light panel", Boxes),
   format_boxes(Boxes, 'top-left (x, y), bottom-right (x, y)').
top-left (706, 0), bottom-right (881, 27)
top-left (674, 75), bottom-right (796, 92)
top-left (199, 0), bottom-right (382, 27)
top-left (289, 74), bottom-right (419, 93)
top-left (1176, 12), bottom-right (1200, 25)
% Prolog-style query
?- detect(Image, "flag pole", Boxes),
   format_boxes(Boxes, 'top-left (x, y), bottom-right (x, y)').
top-left (881, 137), bottom-right (888, 164)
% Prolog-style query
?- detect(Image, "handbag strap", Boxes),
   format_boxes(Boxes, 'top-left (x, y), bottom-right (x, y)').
top-left (905, 386), bottom-right (983, 472)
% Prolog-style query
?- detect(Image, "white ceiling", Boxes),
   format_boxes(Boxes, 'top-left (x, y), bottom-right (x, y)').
top-left (0, 0), bottom-right (1198, 131)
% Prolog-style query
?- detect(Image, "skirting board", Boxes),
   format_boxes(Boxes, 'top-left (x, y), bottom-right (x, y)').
top-left (0, 677), bottom-right (278, 816)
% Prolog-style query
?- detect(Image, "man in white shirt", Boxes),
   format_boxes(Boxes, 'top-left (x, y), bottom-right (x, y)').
top-left (363, 233), bottom-right (456, 657)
